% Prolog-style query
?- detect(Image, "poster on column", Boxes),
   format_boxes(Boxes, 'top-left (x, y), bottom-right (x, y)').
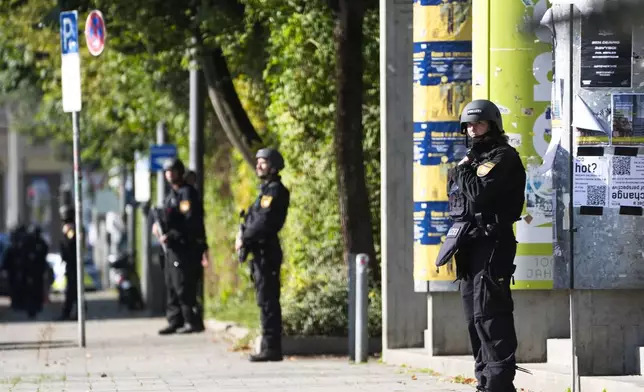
top-left (573, 155), bottom-right (610, 207)
top-left (580, 16), bottom-right (632, 88)
top-left (413, 202), bottom-right (455, 281)
top-left (611, 93), bottom-right (644, 146)
top-left (609, 155), bottom-right (644, 207)
top-left (413, 122), bottom-right (466, 165)
top-left (551, 78), bottom-right (565, 126)
top-left (413, 0), bottom-right (472, 43)
top-left (413, 123), bottom-right (466, 201)
top-left (413, 41), bottom-right (472, 123)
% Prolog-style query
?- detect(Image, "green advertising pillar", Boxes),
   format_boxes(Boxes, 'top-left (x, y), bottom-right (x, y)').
top-left (472, 0), bottom-right (555, 289)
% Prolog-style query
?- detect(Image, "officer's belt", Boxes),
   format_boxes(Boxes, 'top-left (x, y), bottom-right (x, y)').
top-left (435, 213), bottom-right (514, 268)
top-left (473, 212), bottom-right (514, 227)
top-left (450, 213), bottom-right (514, 228)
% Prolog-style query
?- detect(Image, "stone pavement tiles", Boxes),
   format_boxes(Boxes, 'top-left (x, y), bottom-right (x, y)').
top-left (0, 315), bottom-right (476, 392)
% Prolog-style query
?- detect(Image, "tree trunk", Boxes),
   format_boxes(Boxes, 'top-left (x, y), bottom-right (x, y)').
top-left (199, 46), bottom-right (262, 167)
top-left (334, 0), bottom-right (377, 279)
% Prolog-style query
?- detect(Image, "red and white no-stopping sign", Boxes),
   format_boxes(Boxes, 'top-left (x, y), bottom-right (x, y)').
top-left (85, 10), bottom-right (106, 56)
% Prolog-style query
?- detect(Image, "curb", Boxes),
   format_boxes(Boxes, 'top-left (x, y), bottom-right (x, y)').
top-left (383, 348), bottom-right (644, 392)
top-left (255, 336), bottom-right (382, 357)
top-left (205, 319), bottom-right (382, 356)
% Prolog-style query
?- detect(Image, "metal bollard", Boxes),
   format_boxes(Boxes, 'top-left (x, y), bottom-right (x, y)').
top-left (355, 253), bottom-right (369, 363)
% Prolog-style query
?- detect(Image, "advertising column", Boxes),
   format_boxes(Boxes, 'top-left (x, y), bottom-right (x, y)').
top-left (472, 0), bottom-right (555, 289)
top-left (412, 0), bottom-right (472, 286)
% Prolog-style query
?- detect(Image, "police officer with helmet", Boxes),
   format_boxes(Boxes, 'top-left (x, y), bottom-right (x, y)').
top-left (154, 157), bottom-right (206, 335)
top-left (59, 205), bottom-right (78, 321)
top-left (436, 99), bottom-right (526, 391)
top-left (236, 148), bottom-right (290, 362)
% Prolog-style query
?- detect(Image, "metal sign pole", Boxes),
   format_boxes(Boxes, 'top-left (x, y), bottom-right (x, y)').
top-left (72, 111), bottom-right (86, 348)
top-left (566, 4), bottom-right (579, 391)
top-left (60, 10), bottom-right (85, 348)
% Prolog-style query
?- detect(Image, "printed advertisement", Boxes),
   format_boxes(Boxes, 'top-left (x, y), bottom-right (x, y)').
top-left (551, 78), bottom-right (565, 126)
top-left (413, 42), bottom-right (472, 122)
top-left (413, 122), bottom-right (467, 165)
top-left (413, 164), bottom-right (450, 202)
top-left (413, 0), bottom-right (472, 43)
top-left (580, 17), bottom-right (632, 88)
top-left (611, 93), bottom-right (644, 146)
top-left (413, 202), bottom-right (455, 281)
top-left (573, 95), bottom-right (611, 146)
top-left (413, 0), bottom-right (471, 285)
top-left (524, 157), bottom-right (554, 223)
top-left (413, 201), bottom-right (451, 246)
top-left (572, 156), bottom-right (610, 207)
top-left (609, 155), bottom-right (644, 207)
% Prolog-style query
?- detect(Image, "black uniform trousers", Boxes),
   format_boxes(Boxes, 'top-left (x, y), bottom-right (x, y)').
top-left (62, 273), bottom-right (77, 318)
top-left (165, 248), bottom-right (202, 328)
top-left (9, 272), bottom-right (24, 310)
top-left (24, 272), bottom-right (44, 315)
top-left (457, 228), bottom-right (518, 392)
top-left (251, 246), bottom-right (282, 352)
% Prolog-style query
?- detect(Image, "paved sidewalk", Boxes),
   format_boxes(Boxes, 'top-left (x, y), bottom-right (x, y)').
top-left (0, 293), bottom-right (476, 392)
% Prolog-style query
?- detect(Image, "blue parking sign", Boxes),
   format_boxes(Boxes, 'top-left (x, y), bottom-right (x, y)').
top-left (60, 11), bottom-right (79, 55)
top-left (149, 144), bottom-right (178, 172)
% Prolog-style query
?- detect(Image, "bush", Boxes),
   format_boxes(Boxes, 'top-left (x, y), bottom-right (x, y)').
top-left (202, 4), bottom-right (383, 339)
top-left (282, 264), bottom-right (382, 337)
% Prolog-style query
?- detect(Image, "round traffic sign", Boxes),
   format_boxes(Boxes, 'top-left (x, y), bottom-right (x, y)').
top-left (85, 10), bottom-right (106, 56)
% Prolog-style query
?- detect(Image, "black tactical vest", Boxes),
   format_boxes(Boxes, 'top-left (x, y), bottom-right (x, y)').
top-left (447, 171), bottom-right (473, 222)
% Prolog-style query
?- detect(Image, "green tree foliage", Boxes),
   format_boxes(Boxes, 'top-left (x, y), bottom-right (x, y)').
top-left (0, 0), bottom-right (382, 336)
top-left (0, 0), bottom-right (189, 165)
top-left (206, 1), bottom-right (383, 335)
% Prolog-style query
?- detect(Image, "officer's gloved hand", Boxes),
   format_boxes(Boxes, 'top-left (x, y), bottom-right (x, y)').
top-left (466, 147), bottom-right (482, 163)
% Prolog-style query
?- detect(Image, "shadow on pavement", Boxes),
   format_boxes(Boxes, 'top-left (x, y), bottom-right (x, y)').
top-left (0, 290), bottom-right (160, 324)
top-left (0, 340), bottom-right (77, 351)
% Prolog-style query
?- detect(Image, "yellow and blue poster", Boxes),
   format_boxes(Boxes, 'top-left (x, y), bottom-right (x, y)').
top-left (413, 0), bottom-right (472, 282)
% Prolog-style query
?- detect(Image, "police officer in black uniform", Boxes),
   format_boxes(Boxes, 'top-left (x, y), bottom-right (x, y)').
top-left (236, 148), bottom-right (290, 362)
top-left (183, 169), bottom-right (210, 324)
top-left (59, 205), bottom-right (78, 321)
top-left (23, 225), bottom-right (49, 318)
top-left (439, 100), bottom-right (526, 392)
top-left (3, 224), bottom-right (28, 310)
top-left (184, 170), bottom-right (198, 188)
top-left (155, 158), bottom-right (206, 335)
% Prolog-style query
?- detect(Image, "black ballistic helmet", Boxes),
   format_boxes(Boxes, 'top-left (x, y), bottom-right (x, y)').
top-left (28, 224), bottom-right (42, 236)
top-left (460, 99), bottom-right (504, 134)
top-left (163, 157), bottom-right (185, 175)
top-left (184, 169), bottom-right (197, 184)
top-left (256, 148), bottom-right (285, 172)
top-left (59, 205), bottom-right (75, 223)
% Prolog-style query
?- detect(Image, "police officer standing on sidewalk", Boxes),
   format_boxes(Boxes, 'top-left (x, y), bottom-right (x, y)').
top-left (23, 225), bottom-right (49, 318)
top-left (59, 205), bottom-right (78, 321)
top-left (436, 100), bottom-right (526, 392)
top-left (3, 224), bottom-right (28, 311)
top-left (155, 158), bottom-right (206, 335)
top-left (183, 169), bottom-right (210, 328)
top-left (236, 148), bottom-right (290, 362)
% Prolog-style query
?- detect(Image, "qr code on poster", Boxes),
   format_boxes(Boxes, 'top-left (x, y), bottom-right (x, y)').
top-left (613, 156), bottom-right (631, 176)
top-left (587, 185), bottom-right (607, 206)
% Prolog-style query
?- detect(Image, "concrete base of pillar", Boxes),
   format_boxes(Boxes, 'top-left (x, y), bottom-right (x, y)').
top-left (425, 291), bottom-right (471, 356)
top-left (513, 290), bottom-right (570, 362)
top-left (425, 289), bottom-right (570, 362)
top-left (575, 290), bottom-right (644, 376)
